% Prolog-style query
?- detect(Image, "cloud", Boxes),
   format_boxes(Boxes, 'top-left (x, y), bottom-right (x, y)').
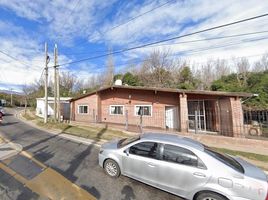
top-left (0, 0), bottom-right (268, 91)
top-left (0, 0), bottom-right (119, 45)
top-left (0, 19), bottom-right (72, 88)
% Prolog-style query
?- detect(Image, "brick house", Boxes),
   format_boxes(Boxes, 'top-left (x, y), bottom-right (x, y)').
top-left (70, 85), bottom-right (252, 137)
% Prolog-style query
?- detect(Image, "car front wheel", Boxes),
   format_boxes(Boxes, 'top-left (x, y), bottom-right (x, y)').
top-left (104, 159), bottom-right (120, 178)
top-left (195, 191), bottom-right (227, 200)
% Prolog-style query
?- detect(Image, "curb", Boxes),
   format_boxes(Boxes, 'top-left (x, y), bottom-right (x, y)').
top-left (16, 110), bottom-right (105, 147)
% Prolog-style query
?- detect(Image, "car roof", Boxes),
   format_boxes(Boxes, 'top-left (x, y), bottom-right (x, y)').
top-left (141, 132), bottom-right (204, 151)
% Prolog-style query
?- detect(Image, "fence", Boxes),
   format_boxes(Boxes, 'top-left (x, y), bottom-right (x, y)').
top-left (81, 108), bottom-right (268, 139)
top-left (243, 110), bottom-right (268, 139)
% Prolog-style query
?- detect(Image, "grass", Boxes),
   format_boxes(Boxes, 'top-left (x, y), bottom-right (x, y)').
top-left (62, 125), bottom-right (129, 141)
top-left (214, 147), bottom-right (268, 171)
top-left (35, 120), bottom-right (129, 141)
top-left (213, 147), bottom-right (268, 163)
top-left (22, 112), bottom-right (37, 121)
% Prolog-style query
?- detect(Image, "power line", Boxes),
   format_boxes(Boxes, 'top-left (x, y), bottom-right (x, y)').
top-left (56, 0), bottom-right (82, 41)
top-left (0, 50), bottom-right (32, 68)
top-left (63, 30), bottom-right (268, 56)
top-left (69, 52), bottom-right (268, 77)
top-left (101, 0), bottom-right (174, 35)
top-left (75, 0), bottom-right (174, 47)
top-left (53, 36), bottom-right (268, 72)
top-left (58, 13), bottom-right (268, 66)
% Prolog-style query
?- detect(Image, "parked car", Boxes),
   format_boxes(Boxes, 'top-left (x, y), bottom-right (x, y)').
top-left (99, 133), bottom-right (268, 200)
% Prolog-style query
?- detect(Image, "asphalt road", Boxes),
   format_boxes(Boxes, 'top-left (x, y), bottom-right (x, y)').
top-left (0, 109), bottom-right (183, 200)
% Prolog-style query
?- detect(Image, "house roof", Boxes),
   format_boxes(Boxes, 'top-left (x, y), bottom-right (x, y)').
top-left (36, 97), bottom-right (72, 101)
top-left (70, 85), bottom-right (252, 102)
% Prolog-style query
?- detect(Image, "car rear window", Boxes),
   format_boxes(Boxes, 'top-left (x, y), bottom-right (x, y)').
top-left (205, 147), bottom-right (244, 174)
top-left (117, 136), bottom-right (140, 148)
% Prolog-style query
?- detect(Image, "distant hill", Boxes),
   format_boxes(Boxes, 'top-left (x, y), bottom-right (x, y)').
top-left (0, 89), bottom-right (22, 95)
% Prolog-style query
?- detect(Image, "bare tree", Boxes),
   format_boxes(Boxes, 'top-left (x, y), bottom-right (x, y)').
top-left (22, 85), bottom-right (34, 114)
top-left (233, 57), bottom-right (250, 87)
top-left (139, 50), bottom-right (174, 87)
top-left (102, 48), bottom-right (115, 86)
top-left (214, 59), bottom-right (230, 79)
top-left (59, 71), bottom-right (79, 96)
top-left (253, 53), bottom-right (268, 72)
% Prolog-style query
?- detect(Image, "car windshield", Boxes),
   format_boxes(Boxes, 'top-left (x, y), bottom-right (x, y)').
top-left (205, 147), bottom-right (244, 174)
top-left (117, 136), bottom-right (140, 148)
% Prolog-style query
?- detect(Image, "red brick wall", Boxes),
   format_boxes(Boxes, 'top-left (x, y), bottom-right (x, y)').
top-left (179, 94), bottom-right (188, 132)
top-left (100, 88), bottom-right (180, 129)
top-left (230, 97), bottom-right (244, 137)
top-left (73, 94), bottom-right (98, 122)
top-left (71, 88), bottom-right (245, 138)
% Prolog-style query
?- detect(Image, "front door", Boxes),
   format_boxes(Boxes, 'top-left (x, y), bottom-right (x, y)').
top-left (188, 100), bottom-right (206, 131)
top-left (165, 106), bottom-right (178, 129)
top-left (122, 142), bottom-right (160, 186)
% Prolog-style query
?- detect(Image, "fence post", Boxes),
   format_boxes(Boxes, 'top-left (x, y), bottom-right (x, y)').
top-left (194, 110), bottom-right (198, 134)
top-left (93, 109), bottom-right (96, 123)
top-left (140, 114), bottom-right (143, 133)
top-left (125, 110), bottom-right (128, 131)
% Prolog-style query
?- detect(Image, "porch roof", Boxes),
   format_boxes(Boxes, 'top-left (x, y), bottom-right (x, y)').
top-left (70, 85), bottom-right (252, 102)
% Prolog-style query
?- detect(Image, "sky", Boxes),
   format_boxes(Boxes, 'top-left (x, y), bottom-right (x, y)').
top-left (0, 0), bottom-right (268, 92)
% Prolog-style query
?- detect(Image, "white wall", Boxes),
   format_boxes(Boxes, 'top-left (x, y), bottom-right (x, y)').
top-left (36, 99), bottom-right (70, 119)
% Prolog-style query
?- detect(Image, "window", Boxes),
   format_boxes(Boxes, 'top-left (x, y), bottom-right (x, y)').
top-left (135, 105), bottom-right (152, 116)
top-left (110, 105), bottom-right (124, 115)
top-left (78, 105), bottom-right (88, 114)
top-left (163, 144), bottom-right (205, 168)
top-left (205, 147), bottom-right (244, 173)
top-left (129, 142), bottom-right (158, 159)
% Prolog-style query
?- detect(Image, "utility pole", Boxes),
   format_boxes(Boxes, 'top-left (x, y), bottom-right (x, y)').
top-left (44, 42), bottom-right (49, 124)
top-left (56, 45), bottom-right (61, 122)
top-left (10, 88), bottom-right (13, 107)
top-left (53, 44), bottom-right (57, 121)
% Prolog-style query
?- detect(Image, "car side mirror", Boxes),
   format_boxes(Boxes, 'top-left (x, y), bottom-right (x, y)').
top-left (123, 149), bottom-right (129, 156)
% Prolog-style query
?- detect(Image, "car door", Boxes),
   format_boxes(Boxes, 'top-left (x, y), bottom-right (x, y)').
top-left (157, 144), bottom-right (211, 197)
top-left (122, 142), bottom-right (160, 186)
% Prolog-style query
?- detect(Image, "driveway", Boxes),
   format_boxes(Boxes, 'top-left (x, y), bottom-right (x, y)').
top-left (0, 109), bottom-right (182, 200)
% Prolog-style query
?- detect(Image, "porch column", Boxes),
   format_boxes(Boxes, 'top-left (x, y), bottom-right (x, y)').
top-left (179, 94), bottom-right (188, 133)
top-left (230, 97), bottom-right (244, 137)
top-left (70, 101), bottom-right (75, 121)
top-left (96, 93), bottom-right (101, 123)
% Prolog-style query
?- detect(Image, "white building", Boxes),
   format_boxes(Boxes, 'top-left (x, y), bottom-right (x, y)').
top-left (36, 97), bottom-right (72, 120)
top-left (0, 99), bottom-right (6, 106)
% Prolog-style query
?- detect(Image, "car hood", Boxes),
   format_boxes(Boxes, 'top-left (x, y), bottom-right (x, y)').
top-left (234, 157), bottom-right (267, 181)
top-left (101, 139), bottom-right (119, 150)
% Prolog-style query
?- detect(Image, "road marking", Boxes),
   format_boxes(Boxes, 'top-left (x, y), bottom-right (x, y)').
top-left (0, 153), bottom-right (96, 200)
top-left (0, 133), bottom-right (96, 200)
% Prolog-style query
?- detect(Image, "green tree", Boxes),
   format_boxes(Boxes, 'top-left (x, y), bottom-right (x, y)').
top-left (176, 67), bottom-right (198, 89)
top-left (211, 70), bottom-right (268, 109)
top-left (122, 72), bottom-right (140, 86)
